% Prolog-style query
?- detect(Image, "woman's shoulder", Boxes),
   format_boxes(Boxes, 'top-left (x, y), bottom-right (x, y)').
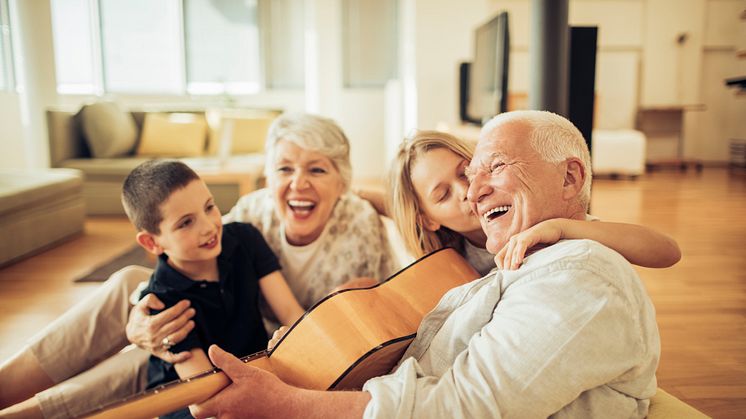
top-left (335, 192), bottom-right (380, 222)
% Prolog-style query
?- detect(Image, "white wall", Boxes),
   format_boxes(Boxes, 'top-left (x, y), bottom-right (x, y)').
top-left (0, 93), bottom-right (26, 168)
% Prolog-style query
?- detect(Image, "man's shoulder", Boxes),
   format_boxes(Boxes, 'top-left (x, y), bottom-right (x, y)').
top-left (525, 239), bottom-right (639, 288)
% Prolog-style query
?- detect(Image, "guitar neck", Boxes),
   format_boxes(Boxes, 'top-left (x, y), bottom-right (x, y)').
top-left (84, 351), bottom-right (269, 419)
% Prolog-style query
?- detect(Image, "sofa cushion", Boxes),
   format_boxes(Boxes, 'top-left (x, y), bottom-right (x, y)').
top-left (207, 114), bottom-right (276, 155)
top-left (79, 101), bottom-right (139, 158)
top-left (0, 169), bottom-right (83, 216)
top-left (136, 113), bottom-right (207, 157)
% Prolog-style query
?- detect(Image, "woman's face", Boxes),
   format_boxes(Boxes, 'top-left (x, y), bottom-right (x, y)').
top-left (269, 140), bottom-right (345, 246)
top-left (410, 147), bottom-right (485, 245)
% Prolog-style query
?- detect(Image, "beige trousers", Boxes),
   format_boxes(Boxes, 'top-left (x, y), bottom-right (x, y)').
top-left (28, 266), bottom-right (153, 419)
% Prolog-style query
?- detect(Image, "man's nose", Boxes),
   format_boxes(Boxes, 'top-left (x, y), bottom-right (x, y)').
top-left (466, 172), bottom-right (490, 204)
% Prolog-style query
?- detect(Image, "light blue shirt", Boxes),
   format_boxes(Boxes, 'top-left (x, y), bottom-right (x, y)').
top-left (363, 239), bottom-right (660, 418)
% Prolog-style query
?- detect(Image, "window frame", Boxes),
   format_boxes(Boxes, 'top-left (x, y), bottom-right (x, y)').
top-left (53, 0), bottom-right (272, 96)
top-left (0, 0), bottom-right (16, 92)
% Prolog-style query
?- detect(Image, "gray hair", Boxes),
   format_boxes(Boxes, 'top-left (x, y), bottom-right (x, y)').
top-left (264, 113), bottom-right (352, 191)
top-left (481, 110), bottom-right (593, 210)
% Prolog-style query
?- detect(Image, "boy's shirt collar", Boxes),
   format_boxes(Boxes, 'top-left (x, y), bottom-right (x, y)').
top-left (153, 226), bottom-right (240, 292)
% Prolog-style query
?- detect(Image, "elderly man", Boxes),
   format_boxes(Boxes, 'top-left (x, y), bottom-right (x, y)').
top-left (192, 110), bottom-right (661, 419)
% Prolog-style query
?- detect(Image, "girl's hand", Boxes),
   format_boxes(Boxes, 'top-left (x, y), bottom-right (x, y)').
top-left (496, 219), bottom-right (564, 270)
top-left (268, 326), bottom-right (289, 351)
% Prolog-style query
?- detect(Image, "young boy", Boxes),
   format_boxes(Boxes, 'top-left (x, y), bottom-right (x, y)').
top-left (121, 160), bottom-right (305, 417)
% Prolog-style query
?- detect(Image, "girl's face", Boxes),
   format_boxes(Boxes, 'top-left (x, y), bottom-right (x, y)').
top-left (410, 147), bottom-right (485, 245)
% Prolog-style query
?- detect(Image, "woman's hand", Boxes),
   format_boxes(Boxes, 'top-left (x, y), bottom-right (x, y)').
top-left (495, 219), bottom-right (562, 270)
top-left (331, 277), bottom-right (378, 293)
top-left (126, 294), bottom-right (196, 363)
top-left (267, 326), bottom-right (290, 351)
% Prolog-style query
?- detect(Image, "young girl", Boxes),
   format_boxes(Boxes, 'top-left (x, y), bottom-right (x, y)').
top-left (387, 130), bottom-right (681, 275)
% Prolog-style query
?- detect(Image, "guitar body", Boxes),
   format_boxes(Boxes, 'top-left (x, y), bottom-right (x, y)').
top-left (86, 248), bottom-right (479, 418)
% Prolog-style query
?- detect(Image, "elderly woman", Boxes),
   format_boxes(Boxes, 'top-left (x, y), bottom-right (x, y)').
top-left (0, 113), bottom-right (399, 419)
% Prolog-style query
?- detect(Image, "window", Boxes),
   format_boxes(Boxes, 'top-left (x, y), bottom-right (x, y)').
top-left (184, 0), bottom-right (260, 95)
top-left (50, 0), bottom-right (96, 94)
top-left (0, 0), bottom-right (14, 92)
top-left (342, 0), bottom-right (398, 88)
top-left (100, 0), bottom-right (183, 93)
top-left (261, 0), bottom-right (304, 89)
top-left (50, 0), bottom-right (267, 95)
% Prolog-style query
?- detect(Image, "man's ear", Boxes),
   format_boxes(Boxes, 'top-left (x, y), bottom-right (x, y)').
top-left (136, 231), bottom-right (164, 256)
top-left (419, 214), bottom-right (441, 232)
top-left (562, 158), bottom-right (586, 200)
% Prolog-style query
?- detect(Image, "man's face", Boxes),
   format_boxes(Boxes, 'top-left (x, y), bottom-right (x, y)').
top-left (466, 121), bottom-right (567, 254)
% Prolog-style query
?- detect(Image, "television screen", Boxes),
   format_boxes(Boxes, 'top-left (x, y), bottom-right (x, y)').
top-left (467, 12), bottom-right (509, 124)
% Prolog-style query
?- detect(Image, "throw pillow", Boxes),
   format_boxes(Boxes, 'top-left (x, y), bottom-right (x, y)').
top-left (136, 113), bottom-right (208, 157)
top-left (207, 115), bottom-right (275, 155)
top-left (79, 101), bottom-right (138, 158)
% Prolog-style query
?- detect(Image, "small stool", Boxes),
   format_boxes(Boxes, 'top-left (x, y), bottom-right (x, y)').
top-left (592, 129), bottom-right (647, 178)
top-left (0, 169), bottom-right (85, 266)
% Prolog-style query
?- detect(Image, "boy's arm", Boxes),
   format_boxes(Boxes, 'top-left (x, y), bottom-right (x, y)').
top-left (496, 218), bottom-right (681, 270)
top-left (173, 348), bottom-right (214, 379)
top-left (259, 271), bottom-right (305, 327)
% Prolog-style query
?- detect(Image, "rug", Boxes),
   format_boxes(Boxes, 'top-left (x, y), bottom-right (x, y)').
top-left (75, 245), bottom-right (155, 282)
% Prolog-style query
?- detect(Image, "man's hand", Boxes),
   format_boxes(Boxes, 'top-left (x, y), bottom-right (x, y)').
top-left (126, 294), bottom-right (196, 363)
top-left (190, 345), bottom-right (295, 419)
top-left (495, 219), bottom-right (561, 270)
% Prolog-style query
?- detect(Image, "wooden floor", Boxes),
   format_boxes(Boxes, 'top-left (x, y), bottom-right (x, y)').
top-left (1, 168), bottom-right (744, 418)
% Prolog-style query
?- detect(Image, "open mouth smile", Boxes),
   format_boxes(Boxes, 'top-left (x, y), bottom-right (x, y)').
top-left (201, 234), bottom-right (219, 249)
top-left (483, 205), bottom-right (512, 222)
top-left (288, 199), bottom-right (316, 216)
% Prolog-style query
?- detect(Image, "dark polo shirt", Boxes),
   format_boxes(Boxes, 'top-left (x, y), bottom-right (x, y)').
top-left (140, 222), bottom-right (280, 386)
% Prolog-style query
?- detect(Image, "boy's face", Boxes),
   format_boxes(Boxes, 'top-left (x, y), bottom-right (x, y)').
top-left (137, 179), bottom-right (223, 269)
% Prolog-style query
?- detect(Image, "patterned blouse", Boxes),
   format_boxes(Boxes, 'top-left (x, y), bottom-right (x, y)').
top-left (223, 188), bottom-right (400, 324)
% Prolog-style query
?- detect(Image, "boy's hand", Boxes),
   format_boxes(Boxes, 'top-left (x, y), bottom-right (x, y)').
top-left (127, 294), bottom-right (196, 363)
top-left (496, 219), bottom-right (563, 270)
top-left (268, 326), bottom-right (289, 351)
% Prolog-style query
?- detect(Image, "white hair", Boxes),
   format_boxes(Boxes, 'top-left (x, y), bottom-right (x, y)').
top-left (264, 113), bottom-right (352, 191)
top-left (481, 110), bottom-right (593, 209)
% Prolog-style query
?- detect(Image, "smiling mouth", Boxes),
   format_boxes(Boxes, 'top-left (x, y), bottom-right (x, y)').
top-left (288, 199), bottom-right (316, 216)
top-left (483, 205), bottom-right (512, 222)
top-left (201, 234), bottom-right (219, 248)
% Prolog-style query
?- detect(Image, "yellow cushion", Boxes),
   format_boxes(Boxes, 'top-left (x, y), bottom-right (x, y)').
top-left (648, 388), bottom-right (710, 419)
top-left (206, 112), bottom-right (278, 155)
top-left (136, 113), bottom-right (207, 157)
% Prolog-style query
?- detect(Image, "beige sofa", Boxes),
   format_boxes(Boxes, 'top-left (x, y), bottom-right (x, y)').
top-left (0, 169), bottom-right (85, 266)
top-left (47, 104), bottom-right (277, 215)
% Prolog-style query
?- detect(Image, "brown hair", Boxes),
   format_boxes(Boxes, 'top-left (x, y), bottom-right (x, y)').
top-left (121, 160), bottom-right (200, 234)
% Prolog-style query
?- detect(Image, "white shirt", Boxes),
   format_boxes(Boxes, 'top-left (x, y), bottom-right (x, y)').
top-left (363, 239), bottom-right (660, 419)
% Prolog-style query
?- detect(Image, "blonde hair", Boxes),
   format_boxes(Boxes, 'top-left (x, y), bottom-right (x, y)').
top-left (265, 113), bottom-right (352, 191)
top-left (482, 110), bottom-right (593, 209)
top-left (387, 130), bottom-right (475, 258)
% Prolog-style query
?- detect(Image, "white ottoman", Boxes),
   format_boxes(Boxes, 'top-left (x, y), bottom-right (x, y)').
top-left (0, 169), bottom-right (85, 266)
top-left (592, 130), bottom-right (647, 177)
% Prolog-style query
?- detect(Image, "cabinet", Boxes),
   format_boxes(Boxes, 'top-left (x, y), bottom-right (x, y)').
top-left (636, 105), bottom-right (704, 171)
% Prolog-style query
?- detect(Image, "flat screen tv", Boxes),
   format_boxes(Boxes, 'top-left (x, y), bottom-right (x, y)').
top-left (467, 11), bottom-right (509, 124)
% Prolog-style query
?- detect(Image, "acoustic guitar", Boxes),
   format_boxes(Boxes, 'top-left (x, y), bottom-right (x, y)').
top-left (84, 248), bottom-right (480, 418)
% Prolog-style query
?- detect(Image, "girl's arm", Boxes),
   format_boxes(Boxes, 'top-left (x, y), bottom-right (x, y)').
top-left (353, 187), bottom-right (388, 216)
top-left (496, 218), bottom-right (681, 270)
top-left (259, 271), bottom-right (305, 327)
